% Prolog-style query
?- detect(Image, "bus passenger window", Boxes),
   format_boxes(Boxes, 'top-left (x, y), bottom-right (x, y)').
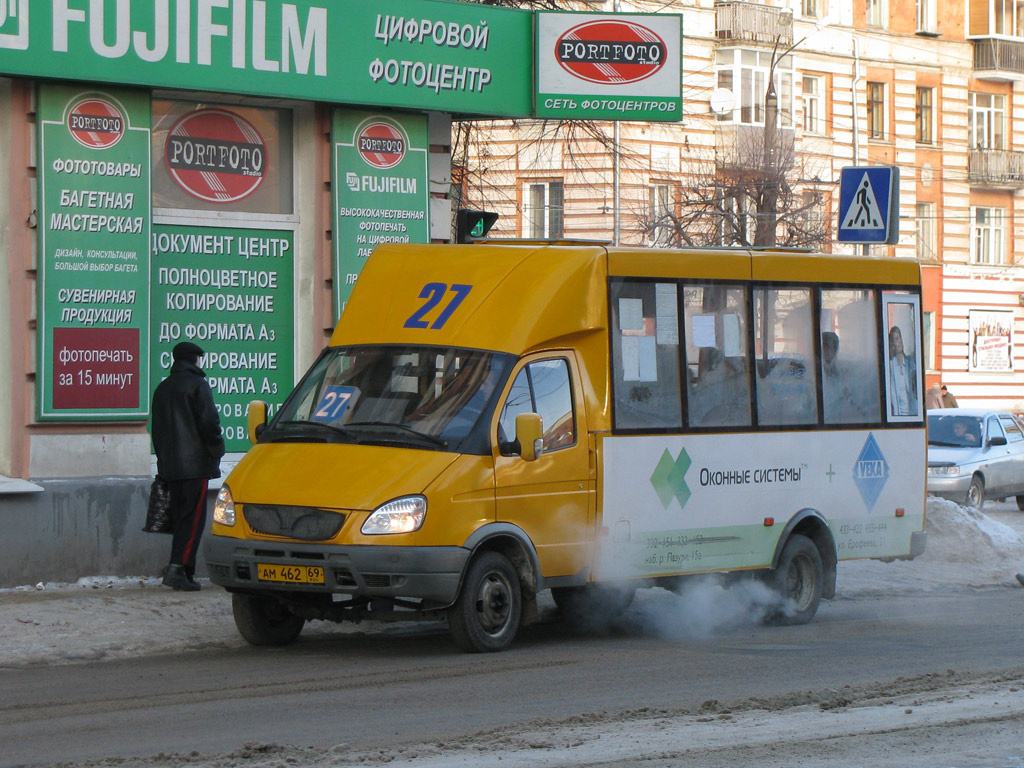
top-left (683, 285), bottom-right (751, 428)
top-left (755, 289), bottom-right (818, 427)
top-left (820, 290), bottom-right (881, 424)
top-left (610, 279), bottom-right (683, 431)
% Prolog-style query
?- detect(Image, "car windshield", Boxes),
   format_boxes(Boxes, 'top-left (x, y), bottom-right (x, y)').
top-left (928, 414), bottom-right (983, 448)
top-left (264, 344), bottom-right (513, 452)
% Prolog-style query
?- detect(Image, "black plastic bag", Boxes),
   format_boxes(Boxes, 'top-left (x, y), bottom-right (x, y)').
top-left (143, 476), bottom-right (173, 534)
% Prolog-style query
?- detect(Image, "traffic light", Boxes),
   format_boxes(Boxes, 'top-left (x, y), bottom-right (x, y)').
top-left (455, 209), bottom-right (499, 243)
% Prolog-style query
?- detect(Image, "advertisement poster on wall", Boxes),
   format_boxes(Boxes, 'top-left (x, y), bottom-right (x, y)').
top-left (969, 309), bottom-right (1014, 373)
top-left (150, 225), bottom-right (294, 452)
top-left (37, 84), bottom-right (151, 420)
top-left (333, 110), bottom-right (430, 320)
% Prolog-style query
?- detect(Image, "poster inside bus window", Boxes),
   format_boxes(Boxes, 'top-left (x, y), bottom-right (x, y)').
top-left (882, 293), bottom-right (923, 422)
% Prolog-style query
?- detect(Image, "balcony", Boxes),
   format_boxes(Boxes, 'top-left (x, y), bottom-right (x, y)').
top-left (972, 38), bottom-right (1024, 80)
top-left (715, 1), bottom-right (793, 47)
top-left (968, 149), bottom-right (1024, 187)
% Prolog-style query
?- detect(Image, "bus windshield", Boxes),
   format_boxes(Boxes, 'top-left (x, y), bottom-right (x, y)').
top-left (265, 345), bottom-right (513, 452)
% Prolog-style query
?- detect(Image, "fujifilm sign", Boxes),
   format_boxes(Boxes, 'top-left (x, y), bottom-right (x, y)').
top-left (2, 1), bottom-right (327, 75)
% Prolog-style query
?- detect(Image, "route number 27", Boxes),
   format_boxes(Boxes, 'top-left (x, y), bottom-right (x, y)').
top-left (403, 282), bottom-right (472, 329)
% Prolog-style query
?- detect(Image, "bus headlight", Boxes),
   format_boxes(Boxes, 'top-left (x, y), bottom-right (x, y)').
top-left (361, 495), bottom-right (427, 535)
top-left (213, 485), bottom-right (236, 526)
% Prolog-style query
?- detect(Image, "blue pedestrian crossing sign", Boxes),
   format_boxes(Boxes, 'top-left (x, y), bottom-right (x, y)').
top-left (838, 166), bottom-right (900, 244)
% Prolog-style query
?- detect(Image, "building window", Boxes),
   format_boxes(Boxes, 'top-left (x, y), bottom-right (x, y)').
top-left (650, 183), bottom-right (673, 246)
top-left (971, 206), bottom-right (1006, 265)
top-left (867, 0), bottom-right (885, 27)
top-left (916, 0), bottom-right (937, 32)
top-left (524, 180), bottom-right (564, 239)
top-left (916, 202), bottom-right (937, 262)
top-left (969, 92), bottom-right (1006, 150)
top-left (923, 310), bottom-right (936, 372)
top-left (916, 87), bottom-right (934, 144)
top-left (802, 75), bottom-right (822, 134)
top-left (867, 82), bottom-right (885, 140)
top-left (715, 49), bottom-right (793, 127)
top-left (802, 0), bottom-right (818, 17)
top-left (719, 193), bottom-right (754, 246)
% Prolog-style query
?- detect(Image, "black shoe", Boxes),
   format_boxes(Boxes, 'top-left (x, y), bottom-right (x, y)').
top-left (162, 564), bottom-right (201, 591)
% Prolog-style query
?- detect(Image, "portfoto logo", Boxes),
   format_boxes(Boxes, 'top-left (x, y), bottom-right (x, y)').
top-left (357, 121), bottom-right (407, 169)
top-left (165, 108), bottom-right (266, 203)
top-left (67, 98), bottom-right (125, 150)
top-left (555, 20), bottom-right (666, 85)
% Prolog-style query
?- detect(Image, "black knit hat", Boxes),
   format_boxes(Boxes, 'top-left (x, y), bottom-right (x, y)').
top-left (172, 341), bottom-right (204, 362)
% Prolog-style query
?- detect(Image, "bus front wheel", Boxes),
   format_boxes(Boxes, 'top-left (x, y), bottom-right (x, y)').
top-left (448, 551), bottom-right (522, 653)
top-left (763, 534), bottom-right (823, 626)
top-left (232, 592), bottom-right (305, 646)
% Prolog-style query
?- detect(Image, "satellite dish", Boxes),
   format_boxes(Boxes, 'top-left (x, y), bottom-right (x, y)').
top-left (710, 88), bottom-right (735, 116)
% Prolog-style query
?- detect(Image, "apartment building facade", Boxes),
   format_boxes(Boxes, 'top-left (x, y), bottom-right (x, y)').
top-left (459, 0), bottom-right (1024, 411)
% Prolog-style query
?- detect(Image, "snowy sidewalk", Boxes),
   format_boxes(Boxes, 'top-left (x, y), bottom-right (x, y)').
top-left (2, 498), bottom-right (1022, 669)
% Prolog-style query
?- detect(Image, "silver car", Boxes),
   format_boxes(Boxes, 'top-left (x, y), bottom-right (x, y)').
top-left (927, 408), bottom-right (1024, 510)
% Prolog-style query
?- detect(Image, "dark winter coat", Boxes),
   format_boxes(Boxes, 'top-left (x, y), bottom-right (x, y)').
top-left (151, 360), bottom-right (225, 480)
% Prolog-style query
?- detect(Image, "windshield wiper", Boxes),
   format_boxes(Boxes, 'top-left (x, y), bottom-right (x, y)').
top-left (270, 420), bottom-right (356, 442)
top-left (344, 421), bottom-right (448, 448)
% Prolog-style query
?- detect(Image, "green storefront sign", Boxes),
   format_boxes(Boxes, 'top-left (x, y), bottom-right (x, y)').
top-left (37, 84), bottom-right (151, 420)
top-left (0, 0), bottom-right (534, 117)
top-left (151, 225), bottom-right (294, 452)
top-left (333, 110), bottom-right (431, 319)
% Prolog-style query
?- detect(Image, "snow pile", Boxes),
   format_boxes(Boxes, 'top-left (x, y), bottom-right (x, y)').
top-left (921, 497), bottom-right (1024, 564)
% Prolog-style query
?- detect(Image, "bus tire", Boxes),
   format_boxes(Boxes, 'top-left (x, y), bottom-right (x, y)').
top-left (232, 592), bottom-right (305, 646)
top-left (764, 534), bottom-right (823, 626)
top-left (448, 551), bottom-right (521, 653)
top-left (552, 583), bottom-right (636, 624)
top-left (967, 476), bottom-right (985, 510)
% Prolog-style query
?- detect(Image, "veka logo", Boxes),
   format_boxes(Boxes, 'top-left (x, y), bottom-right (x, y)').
top-left (0, 0), bottom-right (28, 50)
top-left (165, 108), bottom-right (266, 203)
top-left (555, 20), bottom-right (666, 85)
top-left (67, 98), bottom-right (125, 150)
top-left (853, 433), bottom-right (889, 511)
top-left (357, 121), bottom-right (407, 169)
top-left (650, 447), bottom-right (691, 509)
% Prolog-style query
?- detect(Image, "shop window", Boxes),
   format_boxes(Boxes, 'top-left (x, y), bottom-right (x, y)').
top-left (152, 99), bottom-right (294, 215)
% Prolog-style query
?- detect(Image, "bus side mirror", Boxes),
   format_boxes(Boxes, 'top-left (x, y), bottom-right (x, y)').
top-left (247, 400), bottom-right (268, 444)
top-left (516, 413), bottom-right (543, 462)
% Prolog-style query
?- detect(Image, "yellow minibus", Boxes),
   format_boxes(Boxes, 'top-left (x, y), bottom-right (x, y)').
top-left (204, 242), bottom-right (927, 652)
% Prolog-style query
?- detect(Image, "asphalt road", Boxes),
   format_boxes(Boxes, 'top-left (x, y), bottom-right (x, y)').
top-left (2, 586), bottom-right (1022, 768)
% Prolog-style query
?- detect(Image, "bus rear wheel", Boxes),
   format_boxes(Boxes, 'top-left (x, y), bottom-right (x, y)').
top-left (763, 534), bottom-right (822, 626)
top-left (448, 551), bottom-right (521, 653)
top-left (232, 593), bottom-right (305, 646)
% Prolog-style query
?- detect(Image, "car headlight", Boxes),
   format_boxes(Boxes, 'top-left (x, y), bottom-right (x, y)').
top-left (213, 485), bottom-right (236, 526)
top-left (927, 465), bottom-right (960, 477)
top-left (361, 495), bottom-right (427, 535)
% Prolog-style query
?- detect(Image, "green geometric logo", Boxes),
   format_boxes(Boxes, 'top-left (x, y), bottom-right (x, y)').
top-left (650, 447), bottom-right (691, 509)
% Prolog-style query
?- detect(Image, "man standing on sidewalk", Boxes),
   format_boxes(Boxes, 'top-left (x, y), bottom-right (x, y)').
top-left (151, 341), bottom-right (225, 591)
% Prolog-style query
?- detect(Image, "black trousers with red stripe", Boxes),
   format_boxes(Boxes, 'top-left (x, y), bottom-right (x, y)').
top-left (167, 477), bottom-right (209, 578)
